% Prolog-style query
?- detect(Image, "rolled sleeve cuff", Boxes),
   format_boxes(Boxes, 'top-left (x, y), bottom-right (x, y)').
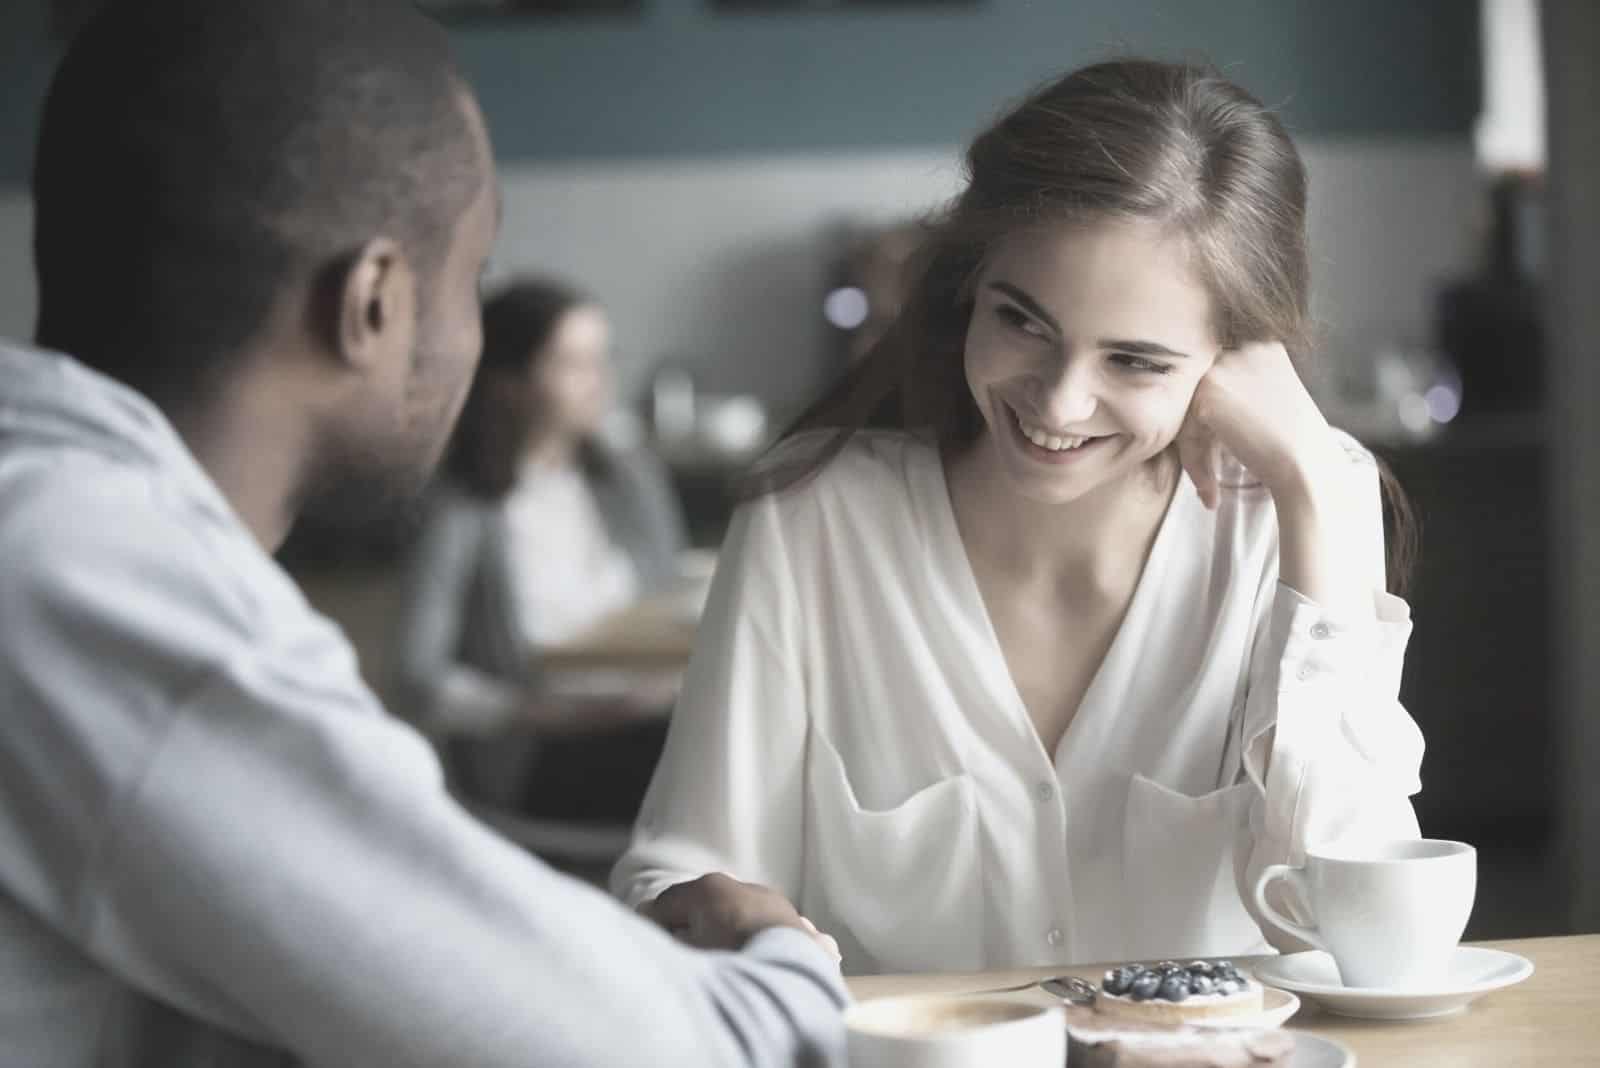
top-left (1273, 582), bottom-right (1410, 680)
top-left (1243, 582), bottom-right (1416, 841)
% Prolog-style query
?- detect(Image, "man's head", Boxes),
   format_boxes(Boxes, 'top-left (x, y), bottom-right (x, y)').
top-left (32, 0), bottom-right (499, 526)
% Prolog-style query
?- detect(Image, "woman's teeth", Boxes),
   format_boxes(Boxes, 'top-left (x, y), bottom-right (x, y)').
top-left (1019, 418), bottom-right (1092, 453)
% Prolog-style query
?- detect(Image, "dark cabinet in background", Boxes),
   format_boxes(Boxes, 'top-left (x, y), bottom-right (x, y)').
top-left (1382, 426), bottom-right (1561, 938)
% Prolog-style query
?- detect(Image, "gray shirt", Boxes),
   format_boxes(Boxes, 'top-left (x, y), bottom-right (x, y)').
top-left (0, 342), bottom-right (847, 1068)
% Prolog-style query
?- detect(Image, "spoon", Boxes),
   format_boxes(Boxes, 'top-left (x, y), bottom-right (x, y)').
top-left (1038, 975), bottom-right (1098, 1005)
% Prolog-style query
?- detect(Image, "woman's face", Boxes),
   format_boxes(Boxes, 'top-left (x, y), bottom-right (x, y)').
top-left (532, 304), bottom-right (614, 440)
top-left (963, 217), bottom-right (1221, 506)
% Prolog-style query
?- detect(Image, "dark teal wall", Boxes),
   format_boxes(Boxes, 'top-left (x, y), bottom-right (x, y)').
top-left (0, 0), bottom-right (1478, 185)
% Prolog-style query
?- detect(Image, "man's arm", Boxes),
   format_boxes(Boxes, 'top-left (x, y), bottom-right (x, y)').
top-left (92, 676), bottom-right (847, 1067)
top-left (0, 482), bottom-right (847, 1068)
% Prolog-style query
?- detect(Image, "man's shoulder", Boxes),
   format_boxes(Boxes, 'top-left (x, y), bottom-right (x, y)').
top-left (0, 451), bottom-right (260, 640)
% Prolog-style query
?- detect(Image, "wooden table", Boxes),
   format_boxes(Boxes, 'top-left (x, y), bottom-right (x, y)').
top-left (846, 935), bottom-right (1600, 1066)
top-left (537, 591), bottom-right (700, 673)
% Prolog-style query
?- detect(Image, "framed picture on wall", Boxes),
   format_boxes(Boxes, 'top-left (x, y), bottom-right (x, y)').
top-left (415, 0), bottom-right (641, 19)
top-left (48, 0), bottom-right (642, 38)
top-left (713, 0), bottom-right (977, 9)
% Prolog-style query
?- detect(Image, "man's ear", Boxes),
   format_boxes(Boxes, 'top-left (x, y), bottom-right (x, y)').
top-left (334, 237), bottom-right (416, 372)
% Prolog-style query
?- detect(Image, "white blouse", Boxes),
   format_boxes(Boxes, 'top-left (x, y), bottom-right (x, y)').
top-left (612, 431), bottom-right (1423, 975)
top-left (502, 459), bottom-right (638, 647)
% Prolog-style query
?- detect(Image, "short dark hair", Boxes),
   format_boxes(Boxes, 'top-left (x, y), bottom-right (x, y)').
top-left (31, 0), bottom-right (483, 408)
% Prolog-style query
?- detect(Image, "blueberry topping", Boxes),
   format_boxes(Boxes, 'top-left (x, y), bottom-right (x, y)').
top-left (1130, 973), bottom-right (1162, 1000)
top-left (1100, 961), bottom-right (1253, 1003)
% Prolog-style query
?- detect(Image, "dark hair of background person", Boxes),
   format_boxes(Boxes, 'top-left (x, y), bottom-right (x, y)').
top-left (31, 0), bottom-right (483, 415)
top-left (750, 58), bottom-right (1416, 594)
top-left (445, 278), bottom-right (613, 500)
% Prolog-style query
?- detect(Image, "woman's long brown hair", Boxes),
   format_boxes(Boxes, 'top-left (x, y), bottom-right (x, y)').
top-left (444, 278), bottom-right (612, 501)
top-left (750, 59), bottom-right (1415, 594)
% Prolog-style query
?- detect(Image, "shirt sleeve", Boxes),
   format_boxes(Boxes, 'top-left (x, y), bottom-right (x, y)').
top-left (1235, 444), bottom-right (1426, 942)
top-left (1, 487), bottom-right (848, 1068)
top-left (611, 493), bottom-right (809, 910)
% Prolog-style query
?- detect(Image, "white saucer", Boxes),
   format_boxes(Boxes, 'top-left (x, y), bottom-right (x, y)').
top-left (1191, 986), bottom-right (1302, 1030)
top-left (1288, 1032), bottom-right (1355, 1067)
top-left (1250, 947), bottom-right (1533, 1020)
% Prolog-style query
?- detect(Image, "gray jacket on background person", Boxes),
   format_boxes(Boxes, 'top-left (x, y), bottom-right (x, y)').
top-left (0, 341), bottom-right (848, 1068)
top-left (392, 442), bottom-right (687, 737)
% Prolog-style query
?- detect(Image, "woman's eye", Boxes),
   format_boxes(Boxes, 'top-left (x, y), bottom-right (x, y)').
top-left (1112, 353), bottom-right (1174, 375)
top-left (996, 304), bottom-right (1048, 338)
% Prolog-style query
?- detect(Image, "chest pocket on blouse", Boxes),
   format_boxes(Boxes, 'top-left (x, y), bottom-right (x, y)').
top-left (806, 729), bottom-right (980, 973)
top-left (1121, 774), bottom-right (1269, 961)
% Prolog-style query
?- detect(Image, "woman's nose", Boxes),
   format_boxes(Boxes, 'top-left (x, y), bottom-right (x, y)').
top-left (1031, 357), bottom-right (1098, 428)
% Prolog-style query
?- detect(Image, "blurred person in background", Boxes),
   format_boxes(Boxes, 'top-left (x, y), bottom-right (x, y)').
top-left (393, 278), bottom-right (687, 823)
top-left (0, 2), bottom-right (846, 1064)
top-left (615, 58), bottom-right (1424, 975)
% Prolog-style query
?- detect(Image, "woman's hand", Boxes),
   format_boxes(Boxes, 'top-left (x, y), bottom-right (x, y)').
top-left (1175, 340), bottom-right (1346, 510)
top-left (643, 872), bottom-right (842, 963)
top-left (1177, 340), bottom-right (1373, 615)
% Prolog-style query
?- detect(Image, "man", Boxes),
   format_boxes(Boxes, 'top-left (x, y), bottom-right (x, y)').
top-left (0, 2), bottom-right (846, 1065)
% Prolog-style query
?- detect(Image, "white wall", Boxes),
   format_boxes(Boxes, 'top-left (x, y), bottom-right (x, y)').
top-left (0, 138), bottom-right (1477, 417)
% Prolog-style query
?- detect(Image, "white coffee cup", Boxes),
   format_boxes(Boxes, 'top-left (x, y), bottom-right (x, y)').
top-left (1253, 838), bottom-right (1477, 990)
top-left (845, 994), bottom-right (1064, 1068)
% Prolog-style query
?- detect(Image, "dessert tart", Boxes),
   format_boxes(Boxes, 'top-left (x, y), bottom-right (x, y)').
top-left (1095, 961), bottom-right (1264, 1023)
top-left (1062, 1004), bottom-right (1294, 1068)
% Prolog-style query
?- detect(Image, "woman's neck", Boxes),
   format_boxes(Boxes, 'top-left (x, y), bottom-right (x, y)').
top-left (944, 431), bottom-right (1177, 599)
top-left (521, 430), bottom-right (580, 472)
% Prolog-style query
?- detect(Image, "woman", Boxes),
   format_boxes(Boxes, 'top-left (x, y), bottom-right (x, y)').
top-left (612, 60), bottom-right (1425, 972)
top-left (394, 278), bottom-right (687, 823)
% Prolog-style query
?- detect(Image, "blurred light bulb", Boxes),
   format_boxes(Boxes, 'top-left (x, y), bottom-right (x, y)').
top-left (823, 286), bottom-right (870, 330)
top-left (1424, 384), bottom-right (1462, 424)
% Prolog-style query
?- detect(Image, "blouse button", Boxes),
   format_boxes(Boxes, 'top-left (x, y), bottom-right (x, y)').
top-left (1310, 622), bottom-right (1332, 639)
top-left (1046, 928), bottom-right (1064, 948)
top-left (1297, 663), bottom-right (1317, 682)
top-left (1035, 780), bottom-right (1056, 803)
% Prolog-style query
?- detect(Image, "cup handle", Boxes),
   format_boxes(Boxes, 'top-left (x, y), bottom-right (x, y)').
top-left (1251, 863), bottom-right (1327, 950)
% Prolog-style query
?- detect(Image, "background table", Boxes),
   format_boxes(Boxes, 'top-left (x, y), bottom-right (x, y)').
top-left (537, 591), bottom-right (700, 673)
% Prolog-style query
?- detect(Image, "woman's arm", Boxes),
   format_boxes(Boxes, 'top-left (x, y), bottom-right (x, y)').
top-left (1237, 449), bottom-right (1424, 948)
top-left (1239, 444), bottom-right (1425, 950)
top-left (1178, 342), bottom-right (1425, 950)
top-left (611, 493), bottom-right (811, 921)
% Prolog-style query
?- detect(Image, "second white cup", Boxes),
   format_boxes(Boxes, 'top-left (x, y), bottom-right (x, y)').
top-left (1253, 838), bottom-right (1477, 990)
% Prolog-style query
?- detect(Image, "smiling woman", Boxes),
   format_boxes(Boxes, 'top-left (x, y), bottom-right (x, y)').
top-left (612, 58), bottom-right (1427, 976)
top-left (961, 219), bottom-right (1217, 499)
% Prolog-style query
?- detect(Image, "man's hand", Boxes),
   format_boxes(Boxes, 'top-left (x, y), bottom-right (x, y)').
top-left (643, 873), bottom-right (842, 963)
